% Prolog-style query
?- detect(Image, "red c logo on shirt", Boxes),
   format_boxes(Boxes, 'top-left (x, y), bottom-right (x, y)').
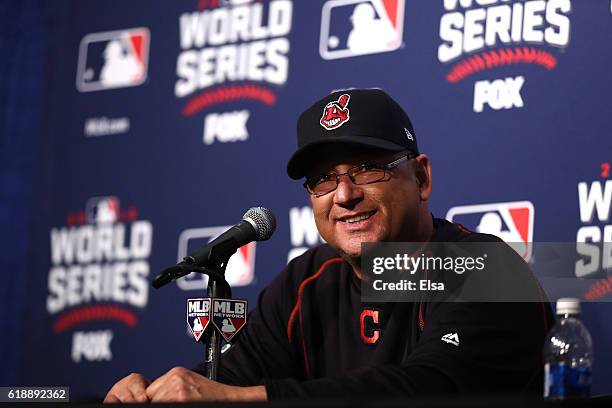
top-left (360, 309), bottom-right (381, 344)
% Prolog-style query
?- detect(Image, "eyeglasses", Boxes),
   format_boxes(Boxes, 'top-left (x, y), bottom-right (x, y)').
top-left (304, 153), bottom-right (416, 197)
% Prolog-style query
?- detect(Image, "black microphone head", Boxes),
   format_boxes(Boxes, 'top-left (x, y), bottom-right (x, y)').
top-left (243, 207), bottom-right (276, 241)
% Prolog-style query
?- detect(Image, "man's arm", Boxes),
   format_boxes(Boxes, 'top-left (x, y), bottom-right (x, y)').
top-left (145, 367), bottom-right (267, 402)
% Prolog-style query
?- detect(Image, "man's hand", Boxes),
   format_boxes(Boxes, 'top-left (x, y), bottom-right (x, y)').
top-left (103, 372), bottom-right (151, 403)
top-left (145, 366), bottom-right (267, 403)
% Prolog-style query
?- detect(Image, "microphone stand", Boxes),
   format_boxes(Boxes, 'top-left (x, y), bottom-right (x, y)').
top-left (153, 257), bottom-right (235, 381)
top-left (201, 257), bottom-right (231, 381)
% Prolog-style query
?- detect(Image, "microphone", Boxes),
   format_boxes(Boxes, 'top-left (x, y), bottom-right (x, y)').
top-left (152, 207), bottom-right (276, 288)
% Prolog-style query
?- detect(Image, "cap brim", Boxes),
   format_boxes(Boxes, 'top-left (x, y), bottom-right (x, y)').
top-left (286, 136), bottom-right (409, 180)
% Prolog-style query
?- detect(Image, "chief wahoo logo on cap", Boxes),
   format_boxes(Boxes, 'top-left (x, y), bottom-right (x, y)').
top-left (320, 94), bottom-right (350, 130)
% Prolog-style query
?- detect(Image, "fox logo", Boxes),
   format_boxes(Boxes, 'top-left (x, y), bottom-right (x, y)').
top-left (320, 94), bottom-right (350, 130)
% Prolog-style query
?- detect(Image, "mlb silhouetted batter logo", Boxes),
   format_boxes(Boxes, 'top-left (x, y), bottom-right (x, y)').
top-left (193, 318), bottom-right (204, 331)
top-left (99, 40), bottom-right (144, 87)
top-left (319, 0), bottom-right (405, 60)
top-left (86, 196), bottom-right (119, 224)
top-left (76, 27), bottom-right (150, 92)
top-left (320, 94), bottom-right (350, 130)
top-left (446, 201), bottom-right (534, 261)
top-left (347, 3), bottom-right (397, 53)
top-left (221, 319), bottom-right (236, 333)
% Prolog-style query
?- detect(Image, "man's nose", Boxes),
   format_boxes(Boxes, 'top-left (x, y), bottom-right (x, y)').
top-left (333, 174), bottom-right (363, 206)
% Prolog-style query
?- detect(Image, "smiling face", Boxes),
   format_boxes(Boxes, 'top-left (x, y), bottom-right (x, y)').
top-left (307, 145), bottom-right (433, 264)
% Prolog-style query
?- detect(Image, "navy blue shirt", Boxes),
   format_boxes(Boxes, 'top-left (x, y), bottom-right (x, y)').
top-left (196, 218), bottom-right (553, 399)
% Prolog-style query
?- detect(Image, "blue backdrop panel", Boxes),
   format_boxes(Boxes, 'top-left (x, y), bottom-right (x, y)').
top-left (8, 0), bottom-right (612, 401)
top-left (0, 0), bottom-right (46, 388)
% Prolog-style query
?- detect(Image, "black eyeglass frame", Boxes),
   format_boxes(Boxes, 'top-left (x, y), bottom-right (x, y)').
top-left (303, 152), bottom-right (417, 197)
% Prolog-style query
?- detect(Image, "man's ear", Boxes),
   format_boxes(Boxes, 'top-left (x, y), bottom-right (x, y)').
top-left (414, 154), bottom-right (432, 201)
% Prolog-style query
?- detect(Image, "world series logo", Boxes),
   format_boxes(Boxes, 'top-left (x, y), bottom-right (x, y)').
top-left (436, 0), bottom-right (572, 113)
top-left (47, 196), bottom-right (153, 363)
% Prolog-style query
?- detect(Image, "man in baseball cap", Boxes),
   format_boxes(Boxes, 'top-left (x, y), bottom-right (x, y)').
top-left (105, 88), bottom-right (552, 403)
top-left (286, 88), bottom-right (433, 276)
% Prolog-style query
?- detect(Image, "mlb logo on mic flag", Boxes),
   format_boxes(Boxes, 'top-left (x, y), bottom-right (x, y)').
top-left (187, 298), bottom-right (211, 342)
top-left (176, 226), bottom-right (256, 290)
top-left (446, 201), bottom-right (535, 261)
top-left (319, 0), bottom-right (405, 60)
top-left (76, 27), bottom-right (150, 92)
top-left (211, 299), bottom-right (248, 342)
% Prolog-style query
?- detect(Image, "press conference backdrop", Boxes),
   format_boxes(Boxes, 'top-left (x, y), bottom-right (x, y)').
top-left (3, 0), bottom-right (612, 401)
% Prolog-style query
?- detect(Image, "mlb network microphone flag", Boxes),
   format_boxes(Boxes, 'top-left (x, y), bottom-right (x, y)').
top-left (187, 298), bottom-right (211, 342)
top-left (186, 298), bottom-right (247, 343)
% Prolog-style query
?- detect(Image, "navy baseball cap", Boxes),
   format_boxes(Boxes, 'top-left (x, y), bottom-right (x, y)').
top-left (287, 88), bottom-right (419, 179)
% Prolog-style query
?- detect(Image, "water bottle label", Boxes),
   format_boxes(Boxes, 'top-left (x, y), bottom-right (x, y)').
top-left (544, 362), bottom-right (591, 399)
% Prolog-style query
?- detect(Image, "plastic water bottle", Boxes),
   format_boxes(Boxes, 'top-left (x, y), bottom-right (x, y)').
top-left (543, 298), bottom-right (593, 399)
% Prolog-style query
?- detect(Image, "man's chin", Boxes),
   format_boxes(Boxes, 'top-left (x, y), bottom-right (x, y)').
top-left (332, 244), bottom-right (362, 262)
